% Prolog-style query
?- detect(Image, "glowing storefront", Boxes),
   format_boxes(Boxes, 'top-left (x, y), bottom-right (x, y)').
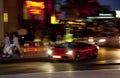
top-left (17, 0), bottom-right (53, 38)
top-left (20, 0), bottom-right (53, 28)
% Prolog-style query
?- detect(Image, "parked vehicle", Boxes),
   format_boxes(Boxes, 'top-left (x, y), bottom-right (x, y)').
top-left (20, 41), bottom-right (44, 54)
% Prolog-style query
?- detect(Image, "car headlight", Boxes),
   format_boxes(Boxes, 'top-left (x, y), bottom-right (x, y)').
top-left (66, 50), bottom-right (73, 55)
top-left (88, 37), bottom-right (94, 42)
top-left (47, 50), bottom-right (53, 55)
top-left (96, 45), bottom-right (99, 49)
top-left (99, 39), bottom-right (106, 43)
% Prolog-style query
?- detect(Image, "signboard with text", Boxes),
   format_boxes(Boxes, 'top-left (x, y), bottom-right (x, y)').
top-left (25, 0), bottom-right (45, 14)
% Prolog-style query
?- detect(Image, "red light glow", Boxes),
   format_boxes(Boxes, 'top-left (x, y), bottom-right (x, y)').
top-left (25, 1), bottom-right (45, 14)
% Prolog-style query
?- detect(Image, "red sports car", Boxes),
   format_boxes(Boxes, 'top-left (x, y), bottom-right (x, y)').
top-left (46, 42), bottom-right (99, 61)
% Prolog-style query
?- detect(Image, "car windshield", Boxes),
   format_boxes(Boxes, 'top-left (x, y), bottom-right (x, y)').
top-left (54, 42), bottom-right (77, 48)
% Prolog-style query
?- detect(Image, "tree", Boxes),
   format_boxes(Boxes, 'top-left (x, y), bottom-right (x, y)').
top-left (62, 0), bottom-right (104, 18)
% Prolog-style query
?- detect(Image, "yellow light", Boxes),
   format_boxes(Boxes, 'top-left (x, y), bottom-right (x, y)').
top-left (4, 13), bottom-right (8, 22)
top-left (51, 15), bottom-right (56, 24)
top-left (34, 38), bottom-right (41, 42)
top-left (23, 5), bottom-right (29, 19)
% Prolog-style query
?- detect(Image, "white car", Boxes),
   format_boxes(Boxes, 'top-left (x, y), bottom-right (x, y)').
top-left (88, 32), bottom-right (120, 47)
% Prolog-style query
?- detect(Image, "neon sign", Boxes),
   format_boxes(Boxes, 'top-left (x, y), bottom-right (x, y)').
top-left (25, 1), bottom-right (45, 14)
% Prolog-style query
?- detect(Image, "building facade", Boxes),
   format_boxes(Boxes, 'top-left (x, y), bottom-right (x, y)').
top-left (0, 0), bottom-right (53, 43)
top-left (0, 0), bottom-right (4, 43)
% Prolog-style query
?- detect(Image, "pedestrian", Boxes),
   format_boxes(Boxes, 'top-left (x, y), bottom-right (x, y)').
top-left (2, 33), bottom-right (10, 57)
top-left (13, 34), bottom-right (19, 48)
top-left (6, 44), bottom-right (14, 58)
top-left (12, 33), bottom-right (22, 57)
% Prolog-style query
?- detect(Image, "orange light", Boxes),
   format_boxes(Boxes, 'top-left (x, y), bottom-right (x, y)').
top-left (26, 1), bottom-right (45, 8)
top-left (29, 9), bottom-right (42, 14)
top-left (25, 1), bottom-right (45, 14)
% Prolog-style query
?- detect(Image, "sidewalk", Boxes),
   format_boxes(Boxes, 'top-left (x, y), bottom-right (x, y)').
top-left (0, 45), bottom-right (50, 63)
top-left (0, 51), bottom-right (49, 63)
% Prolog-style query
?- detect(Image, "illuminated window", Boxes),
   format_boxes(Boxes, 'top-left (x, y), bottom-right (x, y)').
top-left (51, 15), bottom-right (57, 24)
top-left (4, 13), bottom-right (8, 22)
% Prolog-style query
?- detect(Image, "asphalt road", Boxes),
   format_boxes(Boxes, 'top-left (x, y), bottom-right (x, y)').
top-left (0, 47), bottom-right (120, 78)
top-left (0, 69), bottom-right (120, 78)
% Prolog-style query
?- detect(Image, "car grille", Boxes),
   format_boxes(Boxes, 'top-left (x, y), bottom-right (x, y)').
top-left (62, 56), bottom-right (68, 59)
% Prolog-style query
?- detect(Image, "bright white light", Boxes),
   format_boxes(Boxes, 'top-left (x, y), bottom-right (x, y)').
top-left (116, 10), bottom-right (120, 18)
top-left (99, 39), bottom-right (106, 43)
top-left (88, 37), bottom-right (94, 42)
top-left (47, 50), bottom-right (53, 55)
top-left (22, 36), bottom-right (24, 39)
top-left (96, 45), bottom-right (100, 49)
top-left (53, 56), bottom-right (61, 58)
top-left (99, 13), bottom-right (113, 16)
top-left (66, 50), bottom-right (73, 55)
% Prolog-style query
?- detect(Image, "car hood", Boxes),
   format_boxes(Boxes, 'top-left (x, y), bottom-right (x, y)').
top-left (52, 48), bottom-right (68, 55)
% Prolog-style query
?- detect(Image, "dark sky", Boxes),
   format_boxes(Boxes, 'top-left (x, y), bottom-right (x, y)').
top-left (98, 0), bottom-right (120, 11)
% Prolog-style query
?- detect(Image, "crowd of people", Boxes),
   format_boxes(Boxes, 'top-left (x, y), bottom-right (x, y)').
top-left (2, 33), bottom-right (22, 58)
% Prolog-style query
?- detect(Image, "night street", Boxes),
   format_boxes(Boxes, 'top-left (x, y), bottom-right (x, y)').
top-left (0, 0), bottom-right (120, 78)
top-left (0, 47), bottom-right (120, 78)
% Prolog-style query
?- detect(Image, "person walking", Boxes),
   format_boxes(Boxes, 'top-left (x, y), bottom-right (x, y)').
top-left (13, 34), bottom-right (20, 48)
top-left (2, 33), bottom-right (10, 57)
top-left (12, 33), bottom-right (22, 57)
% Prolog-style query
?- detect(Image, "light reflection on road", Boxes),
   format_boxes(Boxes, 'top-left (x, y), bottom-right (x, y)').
top-left (37, 63), bottom-right (74, 73)
top-left (98, 47), bottom-right (120, 61)
top-left (0, 47), bottom-right (120, 75)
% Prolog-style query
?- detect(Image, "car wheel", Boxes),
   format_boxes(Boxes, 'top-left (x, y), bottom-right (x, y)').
top-left (92, 49), bottom-right (98, 59)
top-left (74, 52), bottom-right (80, 62)
top-left (48, 55), bottom-right (57, 62)
top-left (48, 55), bottom-right (52, 61)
